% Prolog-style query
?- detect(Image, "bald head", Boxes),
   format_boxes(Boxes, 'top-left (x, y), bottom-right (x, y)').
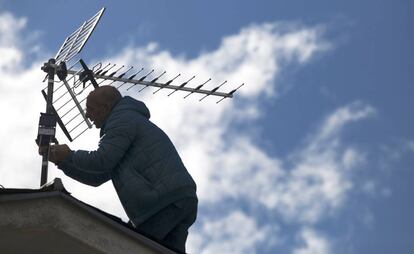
top-left (88, 86), bottom-right (122, 108)
top-left (85, 86), bottom-right (122, 128)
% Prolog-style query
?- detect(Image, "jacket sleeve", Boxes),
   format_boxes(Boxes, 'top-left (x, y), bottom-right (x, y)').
top-left (58, 156), bottom-right (111, 186)
top-left (70, 115), bottom-right (136, 174)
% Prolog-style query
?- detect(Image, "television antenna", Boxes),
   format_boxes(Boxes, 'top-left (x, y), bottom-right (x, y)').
top-left (36, 7), bottom-right (244, 187)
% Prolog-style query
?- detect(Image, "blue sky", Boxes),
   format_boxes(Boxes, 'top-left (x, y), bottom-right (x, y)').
top-left (0, 1), bottom-right (413, 253)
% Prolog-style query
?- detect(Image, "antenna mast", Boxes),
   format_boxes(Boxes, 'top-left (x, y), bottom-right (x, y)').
top-left (36, 8), bottom-right (105, 186)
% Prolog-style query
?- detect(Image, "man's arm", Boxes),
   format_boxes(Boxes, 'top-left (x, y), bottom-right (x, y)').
top-left (46, 115), bottom-right (136, 176)
top-left (70, 118), bottom-right (136, 174)
top-left (39, 145), bottom-right (111, 186)
top-left (58, 157), bottom-right (111, 187)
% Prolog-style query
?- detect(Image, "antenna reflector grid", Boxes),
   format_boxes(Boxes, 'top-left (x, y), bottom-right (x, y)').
top-left (41, 60), bottom-right (103, 142)
top-left (55, 7), bottom-right (105, 64)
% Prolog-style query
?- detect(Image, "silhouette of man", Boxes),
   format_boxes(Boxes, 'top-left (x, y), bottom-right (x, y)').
top-left (44, 85), bottom-right (197, 253)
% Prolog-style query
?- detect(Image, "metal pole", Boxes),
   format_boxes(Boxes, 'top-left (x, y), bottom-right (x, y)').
top-left (40, 58), bottom-right (56, 186)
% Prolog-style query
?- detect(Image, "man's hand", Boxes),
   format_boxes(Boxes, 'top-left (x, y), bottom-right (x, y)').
top-left (39, 144), bottom-right (71, 164)
top-left (38, 146), bottom-right (47, 156)
top-left (50, 144), bottom-right (71, 164)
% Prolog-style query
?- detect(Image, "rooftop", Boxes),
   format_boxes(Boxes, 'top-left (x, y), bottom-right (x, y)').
top-left (0, 178), bottom-right (177, 254)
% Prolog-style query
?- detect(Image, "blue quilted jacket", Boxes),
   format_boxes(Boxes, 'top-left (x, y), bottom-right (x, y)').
top-left (58, 96), bottom-right (197, 225)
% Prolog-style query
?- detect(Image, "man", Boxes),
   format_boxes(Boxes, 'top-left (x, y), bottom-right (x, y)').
top-left (44, 85), bottom-right (197, 253)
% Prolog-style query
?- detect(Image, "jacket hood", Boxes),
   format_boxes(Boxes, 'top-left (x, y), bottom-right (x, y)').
top-left (114, 96), bottom-right (151, 119)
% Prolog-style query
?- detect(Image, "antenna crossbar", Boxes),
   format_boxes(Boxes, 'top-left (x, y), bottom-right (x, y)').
top-left (65, 69), bottom-right (235, 99)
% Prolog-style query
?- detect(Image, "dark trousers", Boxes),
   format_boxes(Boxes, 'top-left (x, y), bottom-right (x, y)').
top-left (136, 197), bottom-right (198, 253)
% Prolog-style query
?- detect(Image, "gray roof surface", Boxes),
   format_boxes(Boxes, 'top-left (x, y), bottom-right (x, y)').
top-left (0, 178), bottom-right (177, 254)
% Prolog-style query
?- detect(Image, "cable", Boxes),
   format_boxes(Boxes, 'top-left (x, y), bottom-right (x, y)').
top-left (0, 184), bottom-right (4, 188)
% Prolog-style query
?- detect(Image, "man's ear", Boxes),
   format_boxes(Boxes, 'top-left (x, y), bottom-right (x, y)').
top-left (103, 103), bottom-right (112, 114)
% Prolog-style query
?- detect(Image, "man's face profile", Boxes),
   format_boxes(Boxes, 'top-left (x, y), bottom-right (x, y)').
top-left (85, 92), bottom-right (109, 129)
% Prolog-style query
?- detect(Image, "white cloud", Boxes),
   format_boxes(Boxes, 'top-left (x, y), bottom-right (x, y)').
top-left (188, 210), bottom-right (273, 254)
top-left (0, 12), bottom-right (26, 46)
top-left (306, 101), bottom-right (375, 153)
top-left (0, 11), bottom-right (45, 187)
top-left (281, 103), bottom-right (374, 223)
top-left (207, 103), bottom-right (373, 224)
top-left (293, 228), bottom-right (330, 254)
